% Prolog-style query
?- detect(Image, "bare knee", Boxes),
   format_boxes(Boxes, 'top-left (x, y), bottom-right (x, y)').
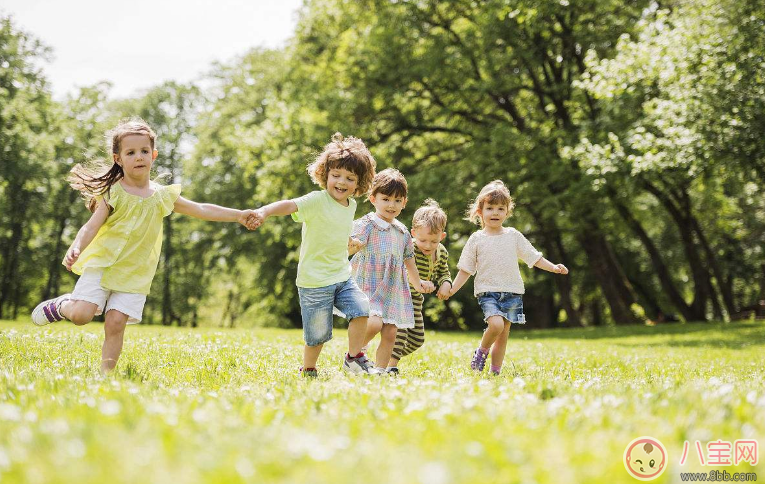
top-left (104, 312), bottom-right (128, 338)
top-left (68, 302), bottom-right (98, 325)
top-left (487, 316), bottom-right (505, 333)
top-left (381, 324), bottom-right (397, 343)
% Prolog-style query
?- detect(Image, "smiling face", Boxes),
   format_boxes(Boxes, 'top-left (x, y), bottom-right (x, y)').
top-left (479, 202), bottom-right (509, 230)
top-left (370, 192), bottom-right (406, 222)
top-left (114, 134), bottom-right (157, 180)
top-left (326, 168), bottom-right (359, 205)
top-left (624, 438), bottom-right (667, 481)
top-left (411, 226), bottom-right (446, 256)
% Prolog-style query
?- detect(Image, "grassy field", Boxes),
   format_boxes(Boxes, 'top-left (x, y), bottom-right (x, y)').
top-left (1, 319), bottom-right (764, 484)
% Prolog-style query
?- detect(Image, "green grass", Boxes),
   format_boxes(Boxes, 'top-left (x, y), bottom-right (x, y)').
top-left (1, 320), bottom-right (764, 484)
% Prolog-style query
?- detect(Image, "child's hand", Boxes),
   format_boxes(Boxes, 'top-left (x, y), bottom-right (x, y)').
top-left (243, 209), bottom-right (265, 230)
top-left (348, 237), bottom-right (365, 253)
top-left (554, 264), bottom-right (569, 275)
top-left (437, 283), bottom-right (451, 300)
top-left (420, 280), bottom-right (435, 294)
top-left (63, 247), bottom-right (80, 271)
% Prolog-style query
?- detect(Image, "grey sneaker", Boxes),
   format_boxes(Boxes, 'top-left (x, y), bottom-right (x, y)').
top-left (343, 353), bottom-right (381, 375)
top-left (386, 367), bottom-right (399, 376)
top-left (299, 367), bottom-right (318, 378)
top-left (470, 348), bottom-right (488, 372)
top-left (31, 294), bottom-right (71, 326)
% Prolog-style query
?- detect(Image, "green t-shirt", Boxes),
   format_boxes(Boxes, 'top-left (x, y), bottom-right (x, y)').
top-left (291, 190), bottom-right (356, 288)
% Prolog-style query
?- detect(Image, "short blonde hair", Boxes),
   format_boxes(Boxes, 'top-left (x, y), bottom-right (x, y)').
top-left (412, 199), bottom-right (447, 233)
top-left (307, 132), bottom-right (376, 196)
top-left (466, 180), bottom-right (515, 226)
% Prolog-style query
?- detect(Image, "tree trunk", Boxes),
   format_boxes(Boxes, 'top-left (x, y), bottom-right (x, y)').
top-left (526, 205), bottom-right (583, 326)
top-left (608, 190), bottom-right (697, 321)
top-left (577, 224), bottom-right (643, 324)
top-left (161, 216), bottom-right (174, 326)
top-left (0, 192), bottom-right (28, 319)
top-left (641, 179), bottom-right (714, 321)
top-left (689, 214), bottom-right (736, 317)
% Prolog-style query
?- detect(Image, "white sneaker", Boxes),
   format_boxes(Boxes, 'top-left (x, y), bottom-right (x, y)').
top-left (31, 294), bottom-right (71, 326)
top-left (342, 353), bottom-right (382, 375)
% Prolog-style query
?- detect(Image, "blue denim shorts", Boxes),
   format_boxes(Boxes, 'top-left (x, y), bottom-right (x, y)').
top-left (477, 292), bottom-right (526, 324)
top-left (297, 278), bottom-right (370, 346)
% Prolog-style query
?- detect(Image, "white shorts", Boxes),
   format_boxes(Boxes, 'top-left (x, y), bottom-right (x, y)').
top-left (71, 269), bottom-right (147, 324)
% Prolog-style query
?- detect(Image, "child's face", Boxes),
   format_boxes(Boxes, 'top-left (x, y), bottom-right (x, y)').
top-left (370, 192), bottom-right (406, 222)
top-left (479, 202), bottom-right (509, 229)
top-left (114, 135), bottom-right (157, 178)
top-left (326, 168), bottom-right (359, 205)
top-left (411, 226), bottom-right (446, 256)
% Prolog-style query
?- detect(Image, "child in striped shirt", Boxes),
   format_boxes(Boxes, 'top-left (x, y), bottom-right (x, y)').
top-left (387, 199), bottom-right (452, 374)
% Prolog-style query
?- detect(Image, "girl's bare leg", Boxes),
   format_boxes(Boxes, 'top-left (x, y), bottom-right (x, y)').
top-left (374, 323), bottom-right (397, 369)
top-left (101, 310), bottom-right (128, 374)
top-left (59, 300), bottom-right (99, 326)
top-left (480, 315), bottom-right (505, 350)
top-left (490, 321), bottom-right (511, 368)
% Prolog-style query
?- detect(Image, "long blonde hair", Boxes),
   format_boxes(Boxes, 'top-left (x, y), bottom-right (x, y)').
top-left (68, 118), bottom-right (156, 212)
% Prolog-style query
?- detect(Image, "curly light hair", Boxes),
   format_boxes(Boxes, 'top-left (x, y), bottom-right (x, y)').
top-left (307, 132), bottom-right (376, 196)
top-left (412, 199), bottom-right (447, 233)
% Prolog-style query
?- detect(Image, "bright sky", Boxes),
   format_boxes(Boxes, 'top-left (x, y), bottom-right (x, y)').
top-left (1, 0), bottom-right (303, 99)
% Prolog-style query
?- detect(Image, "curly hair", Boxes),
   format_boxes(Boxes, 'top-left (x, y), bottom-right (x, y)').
top-left (412, 198), bottom-right (447, 233)
top-left (465, 180), bottom-right (515, 226)
top-left (67, 118), bottom-right (157, 212)
top-left (307, 132), bottom-right (376, 196)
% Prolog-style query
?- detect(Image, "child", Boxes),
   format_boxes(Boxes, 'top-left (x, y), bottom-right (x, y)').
top-left (348, 168), bottom-right (430, 373)
top-left (386, 199), bottom-right (453, 375)
top-left (448, 180), bottom-right (569, 375)
top-left (31, 119), bottom-right (258, 374)
top-left (252, 133), bottom-right (378, 377)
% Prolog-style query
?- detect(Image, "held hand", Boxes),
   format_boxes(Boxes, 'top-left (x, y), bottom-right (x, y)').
top-left (63, 248), bottom-right (80, 271)
top-left (554, 264), bottom-right (569, 275)
top-left (348, 237), bottom-right (365, 253)
top-left (420, 280), bottom-right (435, 294)
top-left (241, 209), bottom-right (265, 230)
top-left (437, 283), bottom-right (451, 300)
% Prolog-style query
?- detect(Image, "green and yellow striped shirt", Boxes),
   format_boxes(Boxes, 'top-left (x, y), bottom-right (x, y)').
top-left (409, 243), bottom-right (452, 298)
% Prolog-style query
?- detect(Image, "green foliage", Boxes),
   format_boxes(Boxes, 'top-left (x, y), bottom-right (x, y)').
top-left (2, 1), bottom-right (765, 328)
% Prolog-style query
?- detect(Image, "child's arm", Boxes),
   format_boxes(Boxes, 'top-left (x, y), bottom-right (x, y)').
top-left (173, 196), bottom-right (258, 228)
top-left (251, 200), bottom-right (299, 228)
top-left (404, 258), bottom-right (429, 293)
top-left (534, 257), bottom-right (569, 274)
top-left (63, 199), bottom-right (110, 271)
top-left (448, 269), bottom-right (472, 297)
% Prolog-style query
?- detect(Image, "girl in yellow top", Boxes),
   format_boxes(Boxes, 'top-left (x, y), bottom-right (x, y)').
top-left (31, 119), bottom-right (258, 373)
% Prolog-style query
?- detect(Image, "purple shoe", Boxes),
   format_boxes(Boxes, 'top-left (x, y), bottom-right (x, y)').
top-left (31, 294), bottom-right (71, 326)
top-left (471, 348), bottom-right (488, 372)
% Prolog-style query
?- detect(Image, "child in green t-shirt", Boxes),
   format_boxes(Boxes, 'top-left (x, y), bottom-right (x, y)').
top-left (252, 133), bottom-right (380, 377)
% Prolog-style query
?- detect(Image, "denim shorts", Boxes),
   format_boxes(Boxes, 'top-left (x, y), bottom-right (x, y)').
top-left (477, 291), bottom-right (526, 324)
top-left (297, 278), bottom-right (370, 346)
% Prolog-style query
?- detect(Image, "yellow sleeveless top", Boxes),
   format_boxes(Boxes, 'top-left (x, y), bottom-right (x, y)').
top-left (71, 181), bottom-right (182, 294)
